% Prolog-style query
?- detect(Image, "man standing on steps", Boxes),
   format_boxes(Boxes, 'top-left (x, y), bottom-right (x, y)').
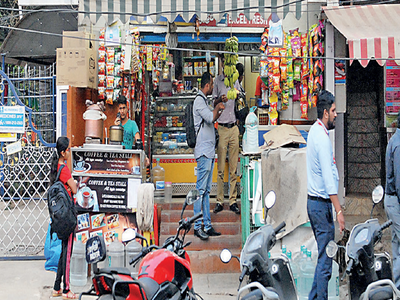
top-left (212, 55), bottom-right (241, 215)
top-left (384, 112), bottom-right (400, 289)
top-left (307, 90), bottom-right (345, 300)
top-left (193, 72), bottom-right (226, 240)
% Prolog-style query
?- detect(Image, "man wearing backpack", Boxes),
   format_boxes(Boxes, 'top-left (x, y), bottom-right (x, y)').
top-left (193, 72), bottom-right (225, 240)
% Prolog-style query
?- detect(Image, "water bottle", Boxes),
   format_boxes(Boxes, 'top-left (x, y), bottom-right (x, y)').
top-left (243, 106), bottom-right (259, 153)
top-left (287, 250), bottom-right (299, 289)
top-left (299, 250), bottom-right (315, 300)
top-left (165, 181), bottom-right (172, 203)
top-left (125, 240), bottom-right (142, 278)
top-left (70, 235), bottom-right (88, 286)
top-left (282, 245), bottom-right (287, 256)
top-left (152, 158), bottom-right (165, 203)
top-left (108, 233), bottom-right (125, 268)
top-left (328, 260), bottom-right (339, 300)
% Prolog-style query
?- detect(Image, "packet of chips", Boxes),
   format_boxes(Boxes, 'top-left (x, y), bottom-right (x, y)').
top-left (293, 60), bottom-right (301, 81)
top-left (300, 101), bottom-right (308, 119)
top-left (280, 64), bottom-right (287, 81)
top-left (106, 89), bottom-right (114, 105)
top-left (290, 29), bottom-right (301, 57)
top-left (106, 47), bottom-right (115, 63)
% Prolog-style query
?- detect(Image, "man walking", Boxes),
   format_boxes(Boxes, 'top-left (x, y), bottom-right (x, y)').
top-left (384, 112), bottom-right (400, 289)
top-left (193, 72), bottom-right (225, 240)
top-left (213, 56), bottom-right (241, 215)
top-left (306, 90), bottom-right (345, 300)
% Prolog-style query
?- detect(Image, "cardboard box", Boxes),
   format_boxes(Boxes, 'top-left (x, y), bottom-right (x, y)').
top-left (262, 124), bottom-right (306, 149)
top-left (56, 48), bottom-right (97, 88)
top-left (62, 31), bottom-right (95, 49)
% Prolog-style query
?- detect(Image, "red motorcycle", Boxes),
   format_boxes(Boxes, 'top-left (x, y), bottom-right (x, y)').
top-left (79, 190), bottom-right (202, 300)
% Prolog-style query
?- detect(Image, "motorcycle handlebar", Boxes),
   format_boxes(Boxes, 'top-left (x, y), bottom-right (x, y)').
top-left (129, 245), bottom-right (159, 265)
top-left (380, 220), bottom-right (393, 231)
top-left (274, 222), bottom-right (286, 234)
top-left (187, 212), bottom-right (203, 224)
top-left (346, 258), bottom-right (354, 274)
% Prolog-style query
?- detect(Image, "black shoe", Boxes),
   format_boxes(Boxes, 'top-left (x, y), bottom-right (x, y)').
top-left (213, 203), bottom-right (224, 214)
top-left (205, 227), bottom-right (221, 236)
top-left (230, 203), bottom-right (240, 215)
top-left (194, 228), bottom-right (209, 240)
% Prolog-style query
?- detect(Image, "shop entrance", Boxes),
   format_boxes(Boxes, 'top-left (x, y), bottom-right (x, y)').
top-left (0, 64), bottom-right (56, 258)
top-left (345, 60), bottom-right (386, 195)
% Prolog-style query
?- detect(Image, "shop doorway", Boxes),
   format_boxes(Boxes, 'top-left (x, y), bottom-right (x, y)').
top-left (345, 60), bottom-right (386, 195)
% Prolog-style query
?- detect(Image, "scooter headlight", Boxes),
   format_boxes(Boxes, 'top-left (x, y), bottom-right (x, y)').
top-left (244, 232), bottom-right (263, 253)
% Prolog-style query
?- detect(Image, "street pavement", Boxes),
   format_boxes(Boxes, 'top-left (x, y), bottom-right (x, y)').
top-left (0, 259), bottom-right (240, 300)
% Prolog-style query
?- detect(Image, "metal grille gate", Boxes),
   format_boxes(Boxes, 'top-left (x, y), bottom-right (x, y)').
top-left (0, 62), bottom-right (56, 258)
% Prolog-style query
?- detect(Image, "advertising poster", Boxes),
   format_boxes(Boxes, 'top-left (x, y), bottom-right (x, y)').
top-left (334, 60), bottom-right (346, 84)
top-left (75, 212), bottom-right (137, 245)
top-left (73, 175), bottom-right (140, 212)
top-left (72, 149), bottom-right (142, 176)
top-left (386, 60), bottom-right (400, 115)
top-left (0, 106), bottom-right (25, 133)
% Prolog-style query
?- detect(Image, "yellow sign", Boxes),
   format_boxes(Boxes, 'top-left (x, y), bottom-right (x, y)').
top-left (0, 133), bottom-right (17, 142)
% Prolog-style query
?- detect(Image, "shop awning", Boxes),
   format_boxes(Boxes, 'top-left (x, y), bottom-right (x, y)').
top-left (79, 0), bottom-right (305, 25)
top-left (323, 4), bottom-right (400, 67)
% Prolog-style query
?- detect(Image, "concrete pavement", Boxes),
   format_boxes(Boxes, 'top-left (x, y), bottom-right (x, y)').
top-left (0, 260), bottom-right (240, 300)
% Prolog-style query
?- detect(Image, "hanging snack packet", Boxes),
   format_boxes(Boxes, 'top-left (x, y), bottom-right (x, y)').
top-left (114, 76), bottom-right (121, 89)
top-left (98, 74), bottom-right (105, 87)
top-left (280, 64), bottom-right (287, 81)
top-left (292, 82), bottom-right (301, 101)
top-left (301, 33), bottom-right (308, 62)
top-left (98, 47), bottom-right (106, 62)
top-left (273, 75), bottom-right (281, 93)
top-left (290, 29), bottom-right (301, 57)
top-left (106, 47), bottom-right (115, 63)
top-left (98, 86), bottom-right (105, 100)
top-left (280, 48), bottom-right (287, 65)
top-left (98, 62), bottom-right (106, 75)
top-left (311, 93), bottom-right (318, 107)
top-left (300, 81), bottom-right (308, 103)
top-left (106, 89), bottom-right (114, 105)
top-left (106, 63), bottom-right (114, 76)
top-left (293, 60), bottom-right (301, 81)
top-left (300, 101), bottom-right (308, 120)
top-left (269, 110), bottom-right (279, 125)
top-left (106, 76), bottom-right (114, 89)
top-left (301, 60), bottom-right (309, 79)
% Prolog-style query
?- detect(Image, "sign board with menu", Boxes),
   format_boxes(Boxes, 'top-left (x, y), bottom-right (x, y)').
top-left (386, 60), bottom-right (400, 116)
top-left (70, 148), bottom-right (144, 213)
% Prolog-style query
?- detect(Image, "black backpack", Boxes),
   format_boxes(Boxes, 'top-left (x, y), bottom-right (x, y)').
top-left (47, 165), bottom-right (77, 240)
top-left (185, 95), bottom-right (205, 148)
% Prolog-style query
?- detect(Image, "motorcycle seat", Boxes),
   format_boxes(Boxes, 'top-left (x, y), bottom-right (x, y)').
top-left (137, 277), bottom-right (160, 300)
top-left (98, 267), bottom-right (132, 276)
top-left (360, 285), bottom-right (394, 300)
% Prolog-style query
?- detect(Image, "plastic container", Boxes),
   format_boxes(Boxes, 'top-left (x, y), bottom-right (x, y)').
top-left (152, 158), bottom-right (165, 203)
top-left (328, 260), bottom-right (340, 300)
top-left (282, 245), bottom-right (287, 255)
top-left (108, 233), bottom-right (125, 268)
top-left (165, 182), bottom-right (172, 203)
top-left (70, 235), bottom-right (88, 286)
top-left (299, 250), bottom-right (315, 300)
top-left (287, 250), bottom-right (299, 290)
top-left (125, 240), bottom-right (143, 278)
top-left (243, 106), bottom-right (259, 153)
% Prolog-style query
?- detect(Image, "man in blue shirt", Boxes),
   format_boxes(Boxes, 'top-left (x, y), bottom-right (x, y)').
top-left (193, 72), bottom-right (226, 240)
top-left (385, 112), bottom-right (400, 289)
top-left (115, 96), bottom-right (140, 149)
top-left (307, 90), bottom-right (345, 300)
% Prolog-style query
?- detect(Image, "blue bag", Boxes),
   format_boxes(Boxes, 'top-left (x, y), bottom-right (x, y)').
top-left (44, 222), bottom-right (61, 272)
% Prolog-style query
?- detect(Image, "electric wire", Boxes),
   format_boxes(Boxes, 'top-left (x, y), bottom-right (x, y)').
top-left (0, 24), bottom-right (398, 62)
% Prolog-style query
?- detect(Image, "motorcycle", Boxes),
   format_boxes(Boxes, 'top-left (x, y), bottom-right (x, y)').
top-left (79, 189), bottom-right (203, 300)
top-left (220, 190), bottom-right (297, 300)
top-left (326, 185), bottom-right (400, 300)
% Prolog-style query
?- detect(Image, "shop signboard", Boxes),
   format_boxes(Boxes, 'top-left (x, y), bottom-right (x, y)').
top-left (386, 60), bottom-right (400, 115)
top-left (71, 149), bottom-right (143, 176)
top-left (0, 106), bottom-right (25, 133)
top-left (71, 148), bottom-right (144, 213)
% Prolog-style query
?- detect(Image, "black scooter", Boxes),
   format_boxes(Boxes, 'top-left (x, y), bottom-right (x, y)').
top-left (220, 191), bottom-right (297, 300)
top-left (326, 185), bottom-right (400, 300)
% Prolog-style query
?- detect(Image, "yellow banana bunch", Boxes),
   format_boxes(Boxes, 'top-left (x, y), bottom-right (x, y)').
top-left (223, 36), bottom-right (240, 99)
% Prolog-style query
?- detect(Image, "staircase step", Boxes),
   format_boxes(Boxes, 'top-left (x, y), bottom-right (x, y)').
top-left (160, 222), bottom-right (241, 236)
top-left (161, 210), bottom-right (241, 224)
top-left (160, 234), bottom-right (242, 251)
top-left (187, 250), bottom-right (241, 274)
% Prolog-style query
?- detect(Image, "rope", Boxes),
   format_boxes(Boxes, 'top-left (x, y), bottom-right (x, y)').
top-left (136, 183), bottom-right (155, 232)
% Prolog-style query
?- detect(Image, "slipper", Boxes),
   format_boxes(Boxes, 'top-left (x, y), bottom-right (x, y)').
top-left (62, 291), bottom-right (78, 299)
top-left (52, 289), bottom-right (62, 297)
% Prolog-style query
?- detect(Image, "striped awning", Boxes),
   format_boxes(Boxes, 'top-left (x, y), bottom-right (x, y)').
top-left (323, 4), bottom-right (400, 67)
top-left (79, 0), bottom-right (304, 25)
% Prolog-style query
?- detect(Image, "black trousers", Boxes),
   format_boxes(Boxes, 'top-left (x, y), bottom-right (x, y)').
top-left (54, 233), bottom-right (74, 293)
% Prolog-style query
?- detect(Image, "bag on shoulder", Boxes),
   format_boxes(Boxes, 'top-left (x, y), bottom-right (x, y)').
top-left (47, 165), bottom-right (77, 240)
top-left (235, 91), bottom-right (249, 123)
top-left (185, 101), bottom-right (197, 148)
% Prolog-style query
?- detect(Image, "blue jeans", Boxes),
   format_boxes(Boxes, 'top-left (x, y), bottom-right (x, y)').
top-left (384, 194), bottom-right (400, 289)
top-left (307, 199), bottom-right (335, 300)
top-left (194, 156), bottom-right (214, 231)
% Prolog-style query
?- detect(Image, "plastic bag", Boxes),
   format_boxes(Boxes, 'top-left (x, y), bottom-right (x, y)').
top-left (44, 222), bottom-right (61, 272)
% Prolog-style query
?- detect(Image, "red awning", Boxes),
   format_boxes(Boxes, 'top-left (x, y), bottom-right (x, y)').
top-left (323, 4), bottom-right (400, 67)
